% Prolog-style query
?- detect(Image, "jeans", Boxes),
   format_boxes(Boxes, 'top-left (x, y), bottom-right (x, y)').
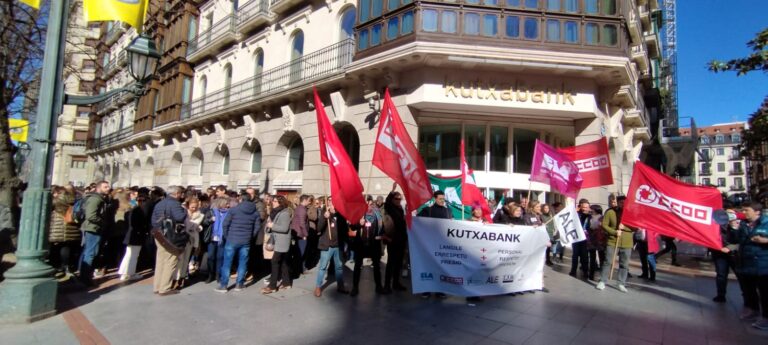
top-left (713, 254), bottom-right (736, 298)
top-left (219, 242), bottom-right (250, 288)
top-left (570, 241), bottom-right (588, 276)
top-left (601, 246), bottom-right (631, 285)
top-left (315, 247), bottom-right (344, 288)
top-left (207, 241), bottom-right (224, 277)
top-left (740, 274), bottom-right (768, 318)
top-left (647, 253), bottom-right (656, 279)
top-left (79, 232), bottom-right (102, 284)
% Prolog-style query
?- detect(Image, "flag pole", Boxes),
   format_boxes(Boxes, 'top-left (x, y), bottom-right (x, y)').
top-left (608, 230), bottom-right (621, 281)
top-left (321, 162), bottom-right (329, 205)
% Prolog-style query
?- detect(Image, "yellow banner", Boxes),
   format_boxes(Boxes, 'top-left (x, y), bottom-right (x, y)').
top-left (9, 118), bottom-right (29, 143)
top-left (84, 0), bottom-right (149, 31)
top-left (19, 0), bottom-right (41, 9)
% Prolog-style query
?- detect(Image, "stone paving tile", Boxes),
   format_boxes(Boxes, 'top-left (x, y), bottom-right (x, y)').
top-left (522, 331), bottom-right (572, 345)
top-left (569, 327), bottom-right (618, 345)
top-left (616, 335), bottom-right (660, 345)
top-left (487, 324), bottom-right (536, 345)
top-left (478, 307), bottom-right (523, 324)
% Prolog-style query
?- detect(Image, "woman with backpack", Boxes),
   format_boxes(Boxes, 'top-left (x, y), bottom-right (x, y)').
top-left (48, 185), bottom-right (81, 278)
top-left (118, 193), bottom-right (151, 281)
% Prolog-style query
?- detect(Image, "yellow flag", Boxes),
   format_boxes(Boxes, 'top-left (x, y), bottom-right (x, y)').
top-left (9, 119), bottom-right (29, 143)
top-left (19, 0), bottom-right (41, 9)
top-left (83, 0), bottom-right (149, 31)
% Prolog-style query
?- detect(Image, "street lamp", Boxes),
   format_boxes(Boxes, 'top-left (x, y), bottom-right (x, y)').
top-left (0, 0), bottom-right (161, 323)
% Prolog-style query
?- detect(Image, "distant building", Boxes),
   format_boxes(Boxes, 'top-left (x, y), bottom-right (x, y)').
top-left (51, 0), bottom-right (100, 187)
top-left (679, 122), bottom-right (748, 197)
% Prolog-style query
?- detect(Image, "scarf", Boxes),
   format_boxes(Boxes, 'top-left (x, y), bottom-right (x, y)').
top-left (270, 206), bottom-right (285, 222)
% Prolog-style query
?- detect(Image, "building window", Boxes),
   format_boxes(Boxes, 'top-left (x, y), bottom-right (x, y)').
top-left (717, 162), bottom-right (725, 172)
top-left (585, 0), bottom-right (598, 14)
top-left (221, 150), bottom-right (230, 176)
top-left (388, 0), bottom-right (400, 11)
top-left (716, 148), bottom-right (724, 156)
top-left (287, 137), bottom-right (304, 171)
top-left (372, 0), bottom-right (383, 17)
top-left (701, 162), bottom-right (710, 172)
top-left (70, 157), bottom-right (87, 169)
top-left (523, 17), bottom-right (538, 40)
top-left (700, 136), bottom-right (710, 144)
top-left (733, 162), bottom-right (742, 173)
top-left (602, 0), bottom-right (616, 15)
top-left (717, 178), bottom-right (726, 187)
top-left (74, 130), bottom-right (88, 141)
top-left (360, 0), bottom-right (370, 22)
top-left (359, 29), bottom-right (369, 50)
top-left (251, 145), bottom-right (262, 173)
top-left (702, 178), bottom-right (710, 185)
top-left (505, 16), bottom-right (520, 38)
top-left (585, 23), bottom-right (598, 45)
top-left (188, 16), bottom-right (198, 41)
top-left (371, 23), bottom-right (383, 46)
top-left (564, 21), bottom-right (578, 43)
top-left (506, 0), bottom-right (520, 7)
top-left (715, 134), bottom-right (724, 143)
top-left (387, 17), bottom-right (400, 40)
top-left (441, 11), bottom-right (457, 34)
top-left (513, 128), bottom-right (538, 173)
top-left (465, 125), bottom-right (485, 171)
top-left (198, 156), bottom-right (204, 176)
top-left (419, 125), bottom-right (461, 170)
top-left (423, 9), bottom-right (438, 32)
top-left (546, 0), bottom-right (560, 11)
top-left (564, 0), bottom-right (577, 12)
top-left (482, 14), bottom-right (498, 37)
top-left (341, 7), bottom-right (356, 40)
top-left (524, 0), bottom-right (538, 9)
top-left (253, 51), bottom-right (263, 94)
top-left (223, 64), bottom-right (232, 104)
top-left (546, 19), bottom-right (560, 42)
top-left (731, 133), bottom-right (740, 143)
top-left (734, 177), bottom-right (743, 188)
top-left (490, 126), bottom-right (508, 172)
top-left (601, 24), bottom-right (617, 46)
top-left (182, 77), bottom-right (192, 105)
top-left (402, 11), bottom-right (414, 34)
top-left (464, 13), bottom-right (480, 35)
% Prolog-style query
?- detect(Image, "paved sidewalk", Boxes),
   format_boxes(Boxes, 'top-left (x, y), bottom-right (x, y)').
top-left (1, 260), bottom-right (767, 345)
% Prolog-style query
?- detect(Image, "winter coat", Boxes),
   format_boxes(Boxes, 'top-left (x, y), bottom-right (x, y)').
top-left (186, 211), bottom-right (204, 248)
top-left (211, 208), bottom-right (229, 242)
top-left (290, 204), bottom-right (308, 238)
top-left (525, 213), bottom-right (542, 226)
top-left (349, 207), bottom-right (383, 255)
top-left (80, 193), bottom-right (107, 234)
top-left (49, 192), bottom-right (80, 243)
top-left (418, 203), bottom-right (452, 219)
top-left (493, 208), bottom-right (512, 224)
top-left (267, 208), bottom-right (292, 253)
top-left (124, 202), bottom-right (151, 246)
top-left (317, 210), bottom-right (346, 250)
top-left (113, 207), bottom-right (130, 240)
top-left (736, 215), bottom-right (768, 276)
top-left (602, 208), bottom-right (634, 249)
top-left (150, 197), bottom-right (187, 230)
top-left (222, 201), bottom-right (261, 246)
top-left (540, 213), bottom-right (555, 240)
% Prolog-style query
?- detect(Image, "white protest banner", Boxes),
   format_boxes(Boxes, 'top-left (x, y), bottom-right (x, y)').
top-left (409, 217), bottom-right (550, 297)
top-left (554, 204), bottom-right (587, 245)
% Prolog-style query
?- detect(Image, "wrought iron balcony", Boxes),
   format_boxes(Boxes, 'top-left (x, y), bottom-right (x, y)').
top-left (237, 0), bottom-right (272, 34)
top-left (730, 185), bottom-right (746, 192)
top-left (181, 39), bottom-right (355, 121)
top-left (102, 51), bottom-right (127, 79)
top-left (700, 169), bottom-right (712, 176)
top-left (95, 89), bottom-right (133, 115)
top-left (729, 153), bottom-right (742, 161)
top-left (92, 126), bottom-right (134, 150)
top-left (105, 23), bottom-right (126, 46)
top-left (187, 15), bottom-right (237, 63)
top-left (729, 169), bottom-right (744, 176)
top-left (269, 0), bottom-right (304, 15)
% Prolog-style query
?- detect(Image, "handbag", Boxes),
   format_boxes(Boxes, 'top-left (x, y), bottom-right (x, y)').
top-left (264, 232), bottom-right (275, 252)
top-left (262, 233), bottom-right (275, 260)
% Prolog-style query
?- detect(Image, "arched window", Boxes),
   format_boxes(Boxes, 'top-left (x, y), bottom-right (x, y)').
top-left (253, 49), bottom-right (264, 95)
top-left (199, 75), bottom-right (207, 113)
top-left (340, 7), bottom-right (356, 40)
top-left (251, 143), bottom-right (262, 173)
top-left (223, 64), bottom-right (232, 105)
top-left (220, 147), bottom-right (230, 175)
top-left (336, 124), bottom-right (360, 171)
top-left (289, 31), bottom-right (304, 83)
top-left (287, 137), bottom-right (304, 171)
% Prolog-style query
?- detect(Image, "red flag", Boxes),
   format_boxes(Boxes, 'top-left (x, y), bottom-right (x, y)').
top-left (530, 140), bottom-right (583, 199)
top-left (314, 88), bottom-right (367, 222)
top-left (623, 161), bottom-right (723, 250)
top-left (558, 138), bottom-right (613, 188)
top-left (372, 89), bottom-right (432, 225)
top-left (460, 140), bottom-right (492, 222)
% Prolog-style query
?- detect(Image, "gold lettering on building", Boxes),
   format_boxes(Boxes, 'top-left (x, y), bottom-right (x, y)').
top-left (443, 79), bottom-right (577, 106)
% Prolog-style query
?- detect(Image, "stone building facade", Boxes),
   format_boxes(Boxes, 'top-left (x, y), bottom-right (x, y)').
top-left (89, 0), bottom-right (665, 208)
top-left (680, 122), bottom-right (749, 197)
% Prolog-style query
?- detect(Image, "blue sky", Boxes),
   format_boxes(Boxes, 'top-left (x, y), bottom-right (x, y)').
top-left (677, 0), bottom-right (768, 126)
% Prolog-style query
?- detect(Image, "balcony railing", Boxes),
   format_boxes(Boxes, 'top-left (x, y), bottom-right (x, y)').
top-left (730, 185), bottom-right (746, 192)
top-left (237, 0), bottom-right (271, 33)
top-left (729, 153), bottom-right (742, 161)
top-left (187, 15), bottom-right (236, 61)
top-left (700, 169), bottom-right (712, 176)
top-left (181, 39), bottom-right (355, 120)
top-left (96, 89), bottom-right (134, 115)
top-left (92, 127), bottom-right (134, 150)
top-left (730, 169), bottom-right (744, 176)
top-left (105, 23), bottom-right (125, 46)
top-left (102, 51), bottom-right (127, 78)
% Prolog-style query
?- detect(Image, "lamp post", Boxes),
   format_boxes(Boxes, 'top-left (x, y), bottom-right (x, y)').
top-left (0, 0), bottom-right (159, 323)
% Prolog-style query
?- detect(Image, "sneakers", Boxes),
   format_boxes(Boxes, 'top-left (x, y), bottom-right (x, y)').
top-left (119, 274), bottom-right (130, 281)
top-left (740, 308), bottom-right (759, 321)
top-left (421, 292), bottom-right (431, 299)
top-left (752, 318), bottom-right (768, 330)
top-left (214, 286), bottom-right (228, 293)
top-left (596, 281), bottom-right (606, 290)
top-left (618, 284), bottom-right (628, 293)
top-left (234, 284), bottom-right (245, 292)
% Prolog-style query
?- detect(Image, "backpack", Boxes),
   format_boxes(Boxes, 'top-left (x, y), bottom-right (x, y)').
top-left (73, 196), bottom-right (90, 224)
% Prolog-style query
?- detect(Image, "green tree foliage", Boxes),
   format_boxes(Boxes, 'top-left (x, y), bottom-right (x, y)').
top-left (742, 96), bottom-right (768, 158)
top-left (709, 28), bottom-right (768, 75)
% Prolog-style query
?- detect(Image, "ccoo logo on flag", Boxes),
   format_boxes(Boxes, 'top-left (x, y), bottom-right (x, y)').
top-left (635, 184), bottom-right (712, 225)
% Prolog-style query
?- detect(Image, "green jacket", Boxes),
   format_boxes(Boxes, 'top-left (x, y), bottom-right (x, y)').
top-left (80, 193), bottom-right (106, 234)
top-left (602, 208), bottom-right (633, 249)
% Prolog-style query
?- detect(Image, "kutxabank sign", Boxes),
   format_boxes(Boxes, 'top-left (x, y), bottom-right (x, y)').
top-left (409, 217), bottom-right (551, 296)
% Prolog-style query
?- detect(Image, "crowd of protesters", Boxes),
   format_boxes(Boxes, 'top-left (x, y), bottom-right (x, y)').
top-left (45, 182), bottom-right (768, 330)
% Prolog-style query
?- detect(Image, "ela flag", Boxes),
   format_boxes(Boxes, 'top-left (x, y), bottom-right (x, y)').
top-left (460, 140), bottom-right (492, 222)
top-left (19, 0), bottom-right (40, 9)
top-left (84, 0), bottom-right (149, 31)
top-left (558, 138), bottom-right (613, 188)
top-left (314, 88), bottom-right (367, 222)
top-left (530, 140), bottom-right (583, 199)
top-left (622, 161), bottom-right (723, 250)
top-left (373, 89), bottom-right (433, 226)
top-left (553, 203), bottom-right (587, 245)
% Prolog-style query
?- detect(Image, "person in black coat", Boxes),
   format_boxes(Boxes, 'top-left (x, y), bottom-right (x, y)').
top-left (383, 191), bottom-right (408, 293)
top-left (417, 190), bottom-right (453, 299)
top-left (348, 199), bottom-right (385, 297)
top-left (118, 193), bottom-right (151, 281)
